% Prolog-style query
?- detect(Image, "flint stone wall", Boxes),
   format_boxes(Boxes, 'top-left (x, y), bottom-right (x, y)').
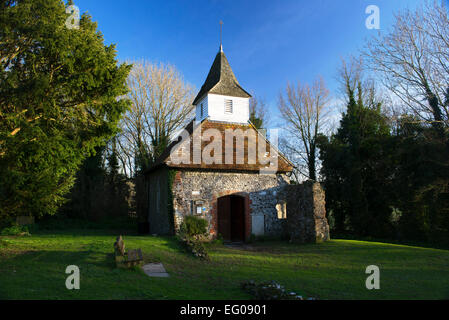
top-left (172, 169), bottom-right (290, 238)
top-left (283, 181), bottom-right (330, 243)
top-left (169, 169), bottom-right (330, 243)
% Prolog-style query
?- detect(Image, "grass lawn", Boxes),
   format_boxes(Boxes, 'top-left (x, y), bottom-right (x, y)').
top-left (0, 229), bottom-right (448, 300)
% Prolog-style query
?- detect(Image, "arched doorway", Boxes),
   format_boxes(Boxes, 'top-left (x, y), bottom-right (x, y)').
top-left (217, 194), bottom-right (245, 242)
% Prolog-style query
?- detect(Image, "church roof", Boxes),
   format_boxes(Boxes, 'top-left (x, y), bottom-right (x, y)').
top-left (146, 119), bottom-right (294, 174)
top-left (192, 48), bottom-right (252, 105)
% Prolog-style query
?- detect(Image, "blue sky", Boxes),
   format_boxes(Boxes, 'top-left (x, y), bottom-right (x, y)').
top-left (73, 0), bottom-right (424, 125)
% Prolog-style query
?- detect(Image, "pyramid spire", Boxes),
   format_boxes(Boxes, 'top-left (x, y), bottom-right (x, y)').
top-left (192, 49), bottom-right (251, 105)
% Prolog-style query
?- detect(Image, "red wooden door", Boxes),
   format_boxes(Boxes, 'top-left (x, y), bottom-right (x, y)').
top-left (218, 195), bottom-right (245, 242)
top-left (217, 196), bottom-right (231, 240)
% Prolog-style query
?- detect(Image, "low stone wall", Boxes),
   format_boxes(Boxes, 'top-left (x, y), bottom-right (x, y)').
top-left (283, 181), bottom-right (330, 243)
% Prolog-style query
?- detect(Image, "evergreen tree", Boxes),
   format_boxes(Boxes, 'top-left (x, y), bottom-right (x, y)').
top-left (106, 137), bottom-right (130, 218)
top-left (62, 146), bottom-right (106, 221)
top-left (391, 115), bottom-right (449, 245)
top-left (108, 137), bottom-right (120, 180)
top-left (249, 110), bottom-right (264, 130)
top-left (0, 0), bottom-right (131, 221)
top-left (249, 96), bottom-right (268, 130)
top-left (318, 82), bottom-right (393, 237)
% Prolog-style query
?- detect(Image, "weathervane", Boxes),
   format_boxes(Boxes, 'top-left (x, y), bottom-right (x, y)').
top-left (219, 20), bottom-right (223, 51)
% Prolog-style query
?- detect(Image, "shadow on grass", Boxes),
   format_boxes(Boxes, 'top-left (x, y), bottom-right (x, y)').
top-left (0, 249), bottom-right (119, 270)
top-left (0, 248), bottom-right (162, 299)
top-left (31, 229), bottom-right (140, 237)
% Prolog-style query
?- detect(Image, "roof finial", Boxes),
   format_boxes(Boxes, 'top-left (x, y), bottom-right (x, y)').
top-left (219, 20), bottom-right (223, 52)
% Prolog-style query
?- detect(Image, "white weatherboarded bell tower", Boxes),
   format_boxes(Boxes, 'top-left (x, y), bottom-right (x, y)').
top-left (192, 44), bottom-right (252, 124)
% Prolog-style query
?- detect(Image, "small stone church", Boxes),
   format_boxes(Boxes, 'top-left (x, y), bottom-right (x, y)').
top-left (144, 45), bottom-right (329, 243)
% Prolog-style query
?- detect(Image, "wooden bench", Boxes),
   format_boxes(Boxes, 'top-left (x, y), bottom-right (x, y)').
top-left (114, 235), bottom-right (143, 268)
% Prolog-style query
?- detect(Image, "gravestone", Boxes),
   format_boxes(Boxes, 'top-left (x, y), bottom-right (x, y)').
top-left (113, 235), bottom-right (143, 268)
top-left (114, 235), bottom-right (125, 256)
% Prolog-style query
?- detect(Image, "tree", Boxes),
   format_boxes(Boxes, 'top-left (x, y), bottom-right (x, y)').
top-left (317, 60), bottom-right (393, 237)
top-left (61, 140), bottom-right (132, 222)
top-left (362, 1), bottom-right (449, 244)
top-left (363, 1), bottom-right (449, 133)
top-left (105, 137), bottom-right (131, 219)
top-left (0, 0), bottom-right (131, 222)
top-left (107, 137), bottom-right (120, 180)
top-left (118, 60), bottom-right (194, 176)
top-left (117, 61), bottom-right (194, 225)
top-left (390, 115), bottom-right (449, 246)
top-left (62, 146), bottom-right (107, 221)
top-left (278, 76), bottom-right (331, 181)
top-left (249, 95), bottom-right (269, 129)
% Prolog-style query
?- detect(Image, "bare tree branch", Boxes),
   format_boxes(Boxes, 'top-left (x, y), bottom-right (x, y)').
top-left (278, 76), bottom-right (331, 181)
top-left (363, 1), bottom-right (449, 129)
top-left (117, 60), bottom-right (195, 176)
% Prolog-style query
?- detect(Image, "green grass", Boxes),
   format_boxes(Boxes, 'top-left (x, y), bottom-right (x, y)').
top-left (1, 229), bottom-right (448, 300)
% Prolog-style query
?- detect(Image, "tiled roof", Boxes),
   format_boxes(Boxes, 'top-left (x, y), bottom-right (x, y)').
top-left (192, 49), bottom-right (251, 105)
top-left (146, 119), bottom-right (293, 173)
